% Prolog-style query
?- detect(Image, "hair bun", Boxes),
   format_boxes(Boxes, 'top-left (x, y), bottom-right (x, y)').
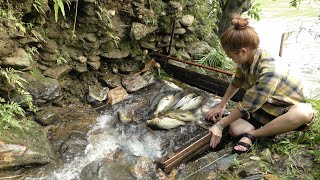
top-left (231, 15), bottom-right (249, 29)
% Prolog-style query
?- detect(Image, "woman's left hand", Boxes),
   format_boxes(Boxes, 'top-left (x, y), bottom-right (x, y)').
top-left (209, 124), bottom-right (223, 148)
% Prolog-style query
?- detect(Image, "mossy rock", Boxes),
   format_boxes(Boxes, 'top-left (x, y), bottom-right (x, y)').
top-left (0, 119), bottom-right (53, 169)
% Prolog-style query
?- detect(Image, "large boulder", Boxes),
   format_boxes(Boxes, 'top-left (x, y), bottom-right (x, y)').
top-left (26, 77), bottom-right (62, 105)
top-left (0, 120), bottom-right (53, 169)
top-left (2, 48), bottom-right (32, 70)
top-left (131, 23), bottom-right (158, 40)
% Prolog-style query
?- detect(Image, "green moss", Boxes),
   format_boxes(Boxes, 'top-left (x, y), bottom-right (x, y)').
top-left (29, 68), bottom-right (45, 79)
top-left (0, 119), bottom-right (48, 151)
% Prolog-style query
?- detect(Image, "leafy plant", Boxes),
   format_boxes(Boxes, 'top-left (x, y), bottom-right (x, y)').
top-left (56, 54), bottom-right (68, 65)
top-left (0, 68), bottom-right (27, 92)
top-left (195, 44), bottom-right (234, 71)
top-left (96, 6), bottom-right (120, 47)
top-left (26, 46), bottom-right (39, 62)
top-left (247, 2), bottom-right (262, 21)
top-left (53, 0), bottom-right (71, 22)
top-left (0, 97), bottom-right (25, 131)
top-left (33, 0), bottom-right (47, 14)
top-left (289, 0), bottom-right (302, 8)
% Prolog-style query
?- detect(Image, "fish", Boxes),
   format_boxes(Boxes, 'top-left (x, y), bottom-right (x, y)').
top-left (118, 111), bottom-right (134, 124)
top-left (164, 109), bottom-right (197, 122)
top-left (201, 98), bottom-right (222, 117)
top-left (167, 92), bottom-right (183, 110)
top-left (154, 94), bottom-right (175, 115)
top-left (163, 80), bottom-right (182, 91)
top-left (179, 95), bottom-right (204, 111)
top-left (172, 93), bottom-right (195, 109)
top-left (146, 117), bottom-right (186, 130)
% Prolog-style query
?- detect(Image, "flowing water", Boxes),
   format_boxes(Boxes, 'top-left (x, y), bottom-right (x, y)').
top-left (24, 1), bottom-right (320, 179)
top-left (28, 79), bottom-right (217, 179)
top-left (252, 0), bottom-right (320, 99)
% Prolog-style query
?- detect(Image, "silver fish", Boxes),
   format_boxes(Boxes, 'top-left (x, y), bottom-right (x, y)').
top-left (163, 80), bottom-right (182, 91)
top-left (146, 117), bottom-right (186, 130)
top-left (172, 93), bottom-right (195, 109)
top-left (179, 95), bottom-right (204, 111)
top-left (164, 109), bottom-right (197, 122)
top-left (154, 94), bottom-right (175, 115)
top-left (201, 98), bottom-right (222, 118)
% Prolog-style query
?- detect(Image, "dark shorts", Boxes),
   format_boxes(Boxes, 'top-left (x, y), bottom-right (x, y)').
top-left (243, 108), bottom-right (310, 131)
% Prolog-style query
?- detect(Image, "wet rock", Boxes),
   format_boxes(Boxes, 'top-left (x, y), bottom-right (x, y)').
top-left (0, 38), bottom-right (16, 57)
top-left (26, 77), bottom-right (62, 105)
top-left (87, 60), bottom-right (101, 70)
top-left (102, 49), bottom-right (130, 59)
top-left (0, 120), bottom-right (53, 170)
top-left (129, 156), bottom-right (155, 179)
top-left (86, 84), bottom-right (109, 103)
top-left (175, 40), bottom-right (185, 48)
top-left (177, 50), bottom-right (191, 60)
top-left (187, 41), bottom-right (210, 59)
top-left (174, 27), bottom-right (187, 35)
top-left (165, 46), bottom-right (177, 55)
top-left (78, 56), bottom-right (87, 63)
top-left (102, 73), bottom-right (122, 88)
top-left (83, 4), bottom-right (96, 16)
top-left (119, 61), bottom-right (141, 74)
top-left (18, 36), bottom-right (39, 45)
top-left (107, 86), bottom-right (129, 105)
top-left (60, 132), bottom-right (88, 162)
top-left (39, 52), bottom-right (57, 62)
top-left (122, 72), bottom-right (155, 92)
top-left (35, 106), bottom-right (62, 125)
top-left (131, 23), bottom-right (158, 40)
top-left (180, 15), bottom-right (195, 27)
top-left (40, 39), bottom-right (58, 54)
top-left (163, 35), bottom-right (172, 44)
top-left (84, 33), bottom-right (97, 43)
top-left (2, 48), bottom-right (32, 69)
top-left (90, 159), bottom-right (135, 179)
top-left (186, 0), bottom-right (196, 7)
top-left (43, 64), bottom-right (72, 79)
top-left (73, 63), bottom-right (88, 73)
top-left (168, 1), bottom-right (183, 14)
top-left (140, 41), bottom-right (157, 50)
top-left (88, 55), bottom-right (100, 62)
top-left (78, 161), bottom-right (102, 179)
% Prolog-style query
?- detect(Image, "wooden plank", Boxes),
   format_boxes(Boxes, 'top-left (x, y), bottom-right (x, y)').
top-left (154, 57), bottom-right (245, 102)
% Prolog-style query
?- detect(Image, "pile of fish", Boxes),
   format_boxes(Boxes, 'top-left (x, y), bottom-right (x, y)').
top-left (146, 92), bottom-right (206, 130)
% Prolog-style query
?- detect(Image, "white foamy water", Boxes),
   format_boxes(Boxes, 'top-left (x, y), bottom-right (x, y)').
top-left (252, 16), bottom-right (320, 99)
top-left (41, 114), bottom-right (163, 180)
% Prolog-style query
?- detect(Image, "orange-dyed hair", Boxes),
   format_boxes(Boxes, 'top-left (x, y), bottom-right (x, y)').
top-left (220, 15), bottom-right (260, 53)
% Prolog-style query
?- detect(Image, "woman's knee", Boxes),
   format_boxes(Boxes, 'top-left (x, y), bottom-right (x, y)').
top-left (287, 103), bottom-right (314, 124)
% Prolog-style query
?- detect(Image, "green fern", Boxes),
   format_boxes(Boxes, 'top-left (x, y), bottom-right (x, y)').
top-left (53, 0), bottom-right (71, 22)
top-left (195, 45), bottom-right (234, 71)
top-left (0, 97), bottom-right (25, 131)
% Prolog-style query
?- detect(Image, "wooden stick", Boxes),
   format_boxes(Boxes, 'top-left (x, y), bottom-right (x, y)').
top-left (158, 133), bottom-right (212, 173)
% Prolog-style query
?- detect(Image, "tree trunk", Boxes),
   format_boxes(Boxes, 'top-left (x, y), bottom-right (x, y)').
top-left (218, 0), bottom-right (252, 37)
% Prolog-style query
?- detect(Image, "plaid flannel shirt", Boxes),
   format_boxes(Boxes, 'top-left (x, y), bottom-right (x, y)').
top-left (231, 49), bottom-right (305, 123)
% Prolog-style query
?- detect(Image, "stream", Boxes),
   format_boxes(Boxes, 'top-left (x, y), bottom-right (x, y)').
top-left (252, 0), bottom-right (320, 99)
top-left (27, 79), bottom-right (221, 179)
top-left (22, 2), bottom-right (320, 179)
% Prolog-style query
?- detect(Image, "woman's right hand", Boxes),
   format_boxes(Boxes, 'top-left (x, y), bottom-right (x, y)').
top-left (206, 103), bottom-right (225, 123)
